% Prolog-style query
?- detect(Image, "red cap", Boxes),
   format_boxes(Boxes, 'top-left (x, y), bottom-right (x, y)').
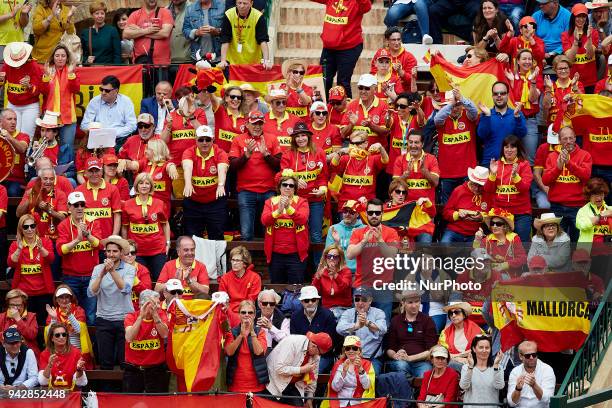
top-left (571, 3), bottom-right (588, 15)
top-left (374, 48), bottom-right (392, 61)
top-left (248, 111), bottom-right (265, 124)
top-left (572, 249), bottom-right (591, 262)
top-left (306, 331), bottom-right (332, 354)
top-left (528, 256), bottom-right (547, 269)
top-left (87, 158), bottom-right (102, 170)
top-left (519, 16), bottom-right (536, 27)
top-left (329, 86), bottom-right (346, 101)
top-left (102, 153), bottom-right (118, 165)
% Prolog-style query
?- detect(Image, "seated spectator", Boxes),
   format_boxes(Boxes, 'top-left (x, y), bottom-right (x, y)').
top-left (417, 345), bottom-right (459, 408)
top-left (507, 340), bottom-right (556, 407)
top-left (119, 113), bottom-right (160, 167)
top-left (326, 200), bottom-right (365, 274)
top-left (336, 287), bottom-right (387, 375)
top-left (123, 0), bottom-right (174, 67)
top-left (183, 0), bottom-right (225, 60)
top-left (261, 171), bottom-right (310, 284)
top-left (155, 236), bottom-right (210, 300)
top-left (571, 249), bottom-right (605, 303)
top-left (87, 236), bottom-right (136, 371)
top-left (74, 135), bottom-right (113, 185)
top-left (38, 323), bottom-right (87, 389)
top-left (290, 286), bottom-right (337, 374)
top-left (308, 101), bottom-right (342, 156)
top-left (124, 290), bottom-right (169, 393)
top-left (533, 125), bottom-right (561, 210)
top-left (219, 246), bottom-right (262, 327)
top-left (312, 244), bottom-right (353, 319)
top-left (224, 300), bottom-right (268, 392)
top-left (533, 0), bottom-right (571, 64)
top-left (429, 0), bottom-right (481, 44)
top-left (459, 335), bottom-right (504, 407)
top-left (475, 208), bottom-right (527, 278)
top-left (102, 154), bottom-right (130, 201)
top-left (542, 126), bottom-right (592, 241)
top-left (542, 56), bottom-right (584, 126)
top-left (327, 86), bottom-right (348, 126)
top-left (80, 2), bottom-right (121, 65)
top-left (32, 0), bottom-right (76, 62)
top-left (123, 240), bottom-right (152, 311)
top-left (280, 59), bottom-right (314, 118)
top-left (439, 302), bottom-right (485, 371)
top-left (462, 46), bottom-right (490, 67)
top-left (576, 177), bottom-right (612, 247)
top-left (589, 1), bottom-right (612, 37)
top-left (8, 214), bottom-right (55, 324)
top-left (384, 4), bottom-right (433, 44)
top-left (0, 328), bottom-right (38, 390)
top-left (0, 290), bottom-right (39, 357)
top-left (528, 213), bottom-right (571, 272)
top-left (324, 335), bottom-right (375, 407)
top-left (255, 289), bottom-right (290, 351)
top-left (1, 109), bottom-right (31, 197)
top-left (386, 290), bottom-right (437, 378)
top-left (140, 81), bottom-right (174, 135)
top-left (498, 16), bottom-right (546, 69)
top-left (472, 0), bottom-right (510, 54)
top-left (265, 332), bottom-right (332, 407)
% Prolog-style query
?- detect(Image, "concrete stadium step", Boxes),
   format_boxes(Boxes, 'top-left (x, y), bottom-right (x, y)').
top-left (279, 0), bottom-right (388, 27)
top-left (277, 24), bottom-right (387, 52)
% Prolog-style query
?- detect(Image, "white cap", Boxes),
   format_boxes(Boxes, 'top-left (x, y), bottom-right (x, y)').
top-left (196, 125), bottom-right (214, 138)
top-left (310, 101), bottom-right (328, 113)
top-left (67, 191), bottom-right (86, 205)
top-left (166, 279), bottom-right (184, 292)
top-left (268, 88), bottom-right (288, 100)
top-left (212, 291), bottom-right (230, 304)
top-left (547, 124), bottom-right (559, 145)
top-left (55, 287), bottom-right (72, 297)
top-left (298, 285), bottom-right (321, 301)
top-left (357, 74), bottom-right (377, 88)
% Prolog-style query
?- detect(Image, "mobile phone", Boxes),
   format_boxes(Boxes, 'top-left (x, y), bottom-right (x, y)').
top-left (151, 18), bottom-right (161, 28)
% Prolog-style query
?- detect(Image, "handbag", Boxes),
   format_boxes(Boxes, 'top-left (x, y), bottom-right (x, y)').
top-left (60, 32), bottom-right (82, 64)
top-left (423, 370), bottom-right (444, 407)
top-left (134, 7), bottom-right (159, 64)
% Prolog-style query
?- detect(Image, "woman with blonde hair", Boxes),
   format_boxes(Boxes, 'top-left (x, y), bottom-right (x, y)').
top-left (312, 244), bottom-right (352, 319)
top-left (463, 46), bottom-right (490, 67)
top-left (280, 58), bottom-right (314, 117)
top-left (0, 289), bottom-right (39, 355)
top-left (121, 172), bottom-right (170, 281)
top-left (38, 322), bottom-right (87, 389)
top-left (208, 85), bottom-right (248, 152)
top-left (80, 2), bottom-right (121, 65)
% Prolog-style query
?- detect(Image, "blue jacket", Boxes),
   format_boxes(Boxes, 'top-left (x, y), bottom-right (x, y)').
top-left (183, 0), bottom-right (225, 59)
top-left (325, 219), bottom-right (364, 273)
top-left (290, 305), bottom-right (337, 356)
top-left (477, 107), bottom-right (527, 165)
top-left (139, 96), bottom-right (177, 128)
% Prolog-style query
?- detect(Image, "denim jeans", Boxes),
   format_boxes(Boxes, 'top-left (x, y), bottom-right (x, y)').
top-left (533, 185), bottom-right (551, 209)
top-left (592, 166), bottom-right (612, 205)
top-left (308, 201), bottom-right (324, 244)
top-left (269, 252), bottom-right (307, 284)
top-left (429, 0), bottom-right (480, 43)
top-left (550, 203), bottom-right (580, 242)
top-left (8, 101), bottom-right (39, 137)
top-left (415, 233), bottom-right (433, 243)
top-left (237, 190), bottom-right (275, 241)
top-left (63, 275), bottom-right (97, 326)
top-left (523, 117), bottom-right (539, 166)
top-left (498, 4), bottom-right (524, 32)
top-left (136, 253), bottom-right (167, 282)
top-left (384, 0), bottom-right (430, 35)
top-left (513, 213), bottom-right (533, 243)
top-left (439, 177), bottom-right (466, 206)
top-left (370, 357), bottom-right (383, 376)
top-left (386, 359), bottom-right (432, 377)
top-left (430, 314), bottom-right (447, 334)
top-left (58, 123), bottom-right (77, 166)
top-left (318, 355), bottom-right (334, 374)
top-left (440, 229), bottom-right (475, 243)
top-left (3, 180), bottom-right (24, 197)
top-left (321, 43), bottom-right (363, 99)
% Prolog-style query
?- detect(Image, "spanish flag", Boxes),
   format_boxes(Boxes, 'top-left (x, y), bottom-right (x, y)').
top-left (492, 272), bottom-right (591, 352)
top-left (429, 53), bottom-right (508, 108)
top-left (167, 299), bottom-right (223, 392)
top-left (569, 94), bottom-right (612, 133)
top-left (89, 393), bottom-right (246, 407)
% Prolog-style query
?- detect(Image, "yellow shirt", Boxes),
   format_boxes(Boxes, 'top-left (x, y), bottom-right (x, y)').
top-left (0, 1), bottom-right (24, 44)
top-left (31, 4), bottom-right (75, 61)
top-left (225, 7), bottom-right (263, 65)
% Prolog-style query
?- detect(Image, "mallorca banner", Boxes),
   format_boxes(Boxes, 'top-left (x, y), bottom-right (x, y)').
top-left (429, 53), bottom-right (507, 108)
top-left (253, 396), bottom-right (387, 408)
top-left (492, 272), bottom-right (591, 352)
top-left (166, 298), bottom-right (223, 392)
top-left (88, 392), bottom-right (246, 408)
top-left (0, 391), bottom-right (81, 408)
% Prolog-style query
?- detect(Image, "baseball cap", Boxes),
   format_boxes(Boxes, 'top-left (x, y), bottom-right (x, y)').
top-left (342, 200), bottom-right (359, 211)
top-left (3, 327), bottom-right (22, 344)
top-left (357, 74), bottom-right (377, 88)
top-left (571, 3), bottom-right (588, 15)
top-left (328, 86), bottom-right (346, 101)
top-left (196, 125), bottom-right (214, 138)
top-left (137, 113), bottom-right (154, 125)
top-left (306, 331), bottom-right (332, 354)
top-left (67, 191), bottom-right (86, 205)
top-left (55, 287), bottom-right (73, 297)
top-left (354, 286), bottom-right (373, 299)
top-left (431, 345), bottom-right (449, 358)
top-left (87, 158), bottom-right (102, 170)
top-left (528, 256), bottom-right (547, 269)
top-left (102, 153), bottom-right (118, 165)
top-left (519, 16), bottom-right (536, 27)
top-left (248, 111), bottom-right (265, 124)
top-left (374, 48), bottom-right (392, 61)
top-left (166, 279), bottom-right (184, 292)
top-left (310, 101), bottom-right (328, 113)
top-left (343, 335), bottom-right (362, 348)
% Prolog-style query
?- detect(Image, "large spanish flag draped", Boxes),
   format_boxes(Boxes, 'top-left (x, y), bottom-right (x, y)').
top-left (227, 64), bottom-right (323, 99)
top-left (88, 393), bottom-right (246, 407)
top-left (429, 53), bottom-right (508, 108)
top-left (568, 94), bottom-right (612, 134)
top-left (492, 272), bottom-right (591, 352)
top-left (167, 299), bottom-right (223, 392)
top-left (253, 396), bottom-right (387, 408)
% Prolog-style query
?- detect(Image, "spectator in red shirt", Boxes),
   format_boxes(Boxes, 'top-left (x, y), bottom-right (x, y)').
top-left (417, 345), bottom-right (459, 407)
top-left (219, 246), bottom-right (262, 327)
top-left (224, 299), bottom-right (268, 392)
top-left (102, 154), bottom-right (130, 201)
top-left (38, 322), bottom-right (87, 390)
top-left (8, 214), bottom-right (55, 325)
top-left (0, 290), bottom-right (40, 357)
top-left (371, 48), bottom-right (406, 103)
top-left (124, 289), bottom-right (169, 392)
top-left (208, 85), bottom-right (248, 153)
top-left (123, 0), bottom-right (174, 66)
top-left (499, 16), bottom-right (546, 69)
top-left (372, 27), bottom-right (418, 81)
top-left (280, 58), bottom-right (315, 118)
top-left (308, 101), bottom-right (342, 157)
top-left (328, 86), bottom-right (348, 127)
top-left (542, 56), bottom-right (584, 126)
top-left (138, 139), bottom-right (178, 217)
top-left (263, 88), bottom-right (299, 151)
top-left (312, 244), bottom-right (352, 319)
top-left (1, 109), bottom-right (30, 197)
top-left (118, 113), bottom-right (160, 165)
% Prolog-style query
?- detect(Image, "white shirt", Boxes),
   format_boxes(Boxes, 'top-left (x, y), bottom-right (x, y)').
top-left (266, 335), bottom-right (319, 398)
top-left (331, 366), bottom-right (371, 407)
top-left (507, 360), bottom-right (556, 408)
top-left (0, 349), bottom-right (38, 388)
top-left (155, 103), bottom-right (167, 135)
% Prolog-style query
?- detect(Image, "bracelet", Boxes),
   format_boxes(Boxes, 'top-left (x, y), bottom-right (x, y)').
top-left (515, 387), bottom-right (523, 391)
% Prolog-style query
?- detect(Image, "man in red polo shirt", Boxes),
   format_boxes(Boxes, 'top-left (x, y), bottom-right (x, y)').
top-left (26, 157), bottom-right (74, 197)
top-left (229, 111), bottom-right (282, 241)
top-left (1, 109), bottom-right (30, 197)
top-left (118, 113), bottom-right (160, 167)
top-left (392, 132), bottom-right (439, 205)
top-left (327, 86), bottom-right (348, 127)
top-left (182, 125), bottom-right (229, 239)
top-left (75, 158), bottom-right (121, 240)
top-left (263, 88), bottom-right (299, 151)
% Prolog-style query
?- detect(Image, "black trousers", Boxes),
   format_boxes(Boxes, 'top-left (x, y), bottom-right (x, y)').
top-left (123, 363), bottom-right (170, 393)
top-left (95, 317), bottom-right (125, 369)
top-left (183, 197), bottom-right (228, 240)
top-left (320, 43), bottom-right (363, 100)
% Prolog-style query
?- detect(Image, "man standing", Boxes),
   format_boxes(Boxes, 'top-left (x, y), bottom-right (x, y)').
top-left (218, 0), bottom-right (271, 70)
top-left (140, 81), bottom-right (175, 135)
top-left (183, 0), bottom-right (225, 60)
top-left (0, 109), bottom-right (30, 197)
top-left (168, 0), bottom-right (192, 67)
top-left (477, 81), bottom-right (527, 165)
top-left (533, 0), bottom-right (571, 64)
top-left (508, 340), bottom-right (556, 408)
top-left (0, 328), bottom-right (38, 390)
top-left (325, 200), bottom-right (364, 274)
top-left (81, 75), bottom-right (138, 147)
top-left (336, 287), bottom-right (387, 375)
top-left (123, 0), bottom-right (174, 66)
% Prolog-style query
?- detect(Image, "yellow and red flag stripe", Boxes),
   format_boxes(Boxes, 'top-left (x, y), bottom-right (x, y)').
top-left (90, 393), bottom-right (246, 407)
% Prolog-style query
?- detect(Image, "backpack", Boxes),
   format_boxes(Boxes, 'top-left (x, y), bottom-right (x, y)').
top-left (401, 14), bottom-right (422, 44)
top-left (279, 284), bottom-right (303, 316)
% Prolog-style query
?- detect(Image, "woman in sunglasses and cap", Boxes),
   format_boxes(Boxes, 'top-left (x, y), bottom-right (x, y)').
top-left (322, 336), bottom-right (375, 408)
top-left (439, 301), bottom-right (484, 370)
top-left (207, 85), bottom-right (248, 153)
top-left (280, 59), bottom-right (315, 118)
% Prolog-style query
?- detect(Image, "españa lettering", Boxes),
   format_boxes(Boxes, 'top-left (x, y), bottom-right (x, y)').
top-left (277, 136), bottom-right (292, 147)
top-left (353, 126), bottom-right (374, 135)
top-left (286, 107), bottom-right (308, 117)
top-left (556, 175), bottom-right (579, 183)
top-left (72, 241), bottom-right (93, 253)
top-left (406, 179), bottom-right (431, 189)
top-left (442, 132), bottom-right (471, 145)
top-left (130, 223), bottom-right (160, 234)
top-left (392, 138), bottom-right (407, 149)
top-left (342, 175), bottom-right (373, 185)
top-left (129, 338), bottom-right (161, 351)
top-left (172, 129), bottom-right (195, 141)
top-left (154, 181), bottom-right (166, 191)
top-left (275, 219), bottom-right (295, 229)
top-left (7, 83), bottom-right (27, 94)
top-left (589, 133), bottom-right (611, 143)
top-left (192, 176), bottom-right (218, 187)
top-left (219, 129), bottom-right (238, 142)
top-left (594, 225), bottom-right (611, 235)
top-left (526, 301), bottom-right (590, 319)
top-left (293, 170), bottom-right (319, 182)
top-left (324, 14), bottom-right (348, 24)
top-left (84, 207), bottom-right (112, 221)
top-left (21, 264), bottom-right (42, 275)
top-left (496, 185), bottom-right (519, 194)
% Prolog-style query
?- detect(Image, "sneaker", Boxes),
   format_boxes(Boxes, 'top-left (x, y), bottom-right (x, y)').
top-left (422, 34), bottom-right (433, 45)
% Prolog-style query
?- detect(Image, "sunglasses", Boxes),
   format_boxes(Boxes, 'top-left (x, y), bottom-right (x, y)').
top-left (521, 352), bottom-right (538, 359)
top-left (128, 250), bottom-right (137, 256)
top-left (292, 70), bottom-right (306, 75)
top-left (394, 189), bottom-right (407, 196)
top-left (543, 224), bottom-right (557, 229)
top-left (354, 296), bottom-right (369, 303)
top-left (99, 87), bottom-right (115, 93)
top-left (53, 332), bottom-right (68, 338)
top-left (520, 24), bottom-right (531, 29)
top-left (314, 111), bottom-right (328, 116)
top-left (358, 86), bottom-right (371, 91)
top-left (466, 54), bottom-right (474, 59)
top-left (138, 123), bottom-right (153, 129)
top-left (228, 94), bottom-right (243, 101)
top-left (343, 210), bottom-right (357, 215)
top-left (22, 223), bottom-right (37, 230)
top-left (273, 100), bottom-right (287, 107)
top-left (326, 254), bottom-right (340, 260)
top-left (281, 182), bottom-right (295, 188)
top-left (396, 103), bottom-right (409, 109)
top-left (302, 298), bottom-right (317, 304)
top-left (330, 100), bottom-right (343, 106)
top-left (260, 301), bottom-right (276, 307)
top-left (448, 309), bottom-right (463, 317)
top-left (71, 202), bottom-right (86, 208)
top-left (493, 91), bottom-right (508, 96)
top-left (367, 210), bottom-right (382, 216)
top-left (490, 221), bottom-right (506, 227)
top-left (170, 290), bottom-right (183, 295)
top-left (197, 137), bottom-right (213, 143)
top-left (345, 346), bottom-right (360, 351)
top-left (231, 258), bottom-right (244, 263)
top-left (240, 310), bottom-right (255, 315)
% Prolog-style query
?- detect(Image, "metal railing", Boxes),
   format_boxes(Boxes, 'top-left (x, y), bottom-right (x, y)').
top-left (550, 280), bottom-right (612, 407)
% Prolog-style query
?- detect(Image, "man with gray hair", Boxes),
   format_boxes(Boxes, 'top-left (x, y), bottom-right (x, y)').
top-left (256, 289), bottom-right (290, 351)
top-left (124, 289), bottom-right (170, 392)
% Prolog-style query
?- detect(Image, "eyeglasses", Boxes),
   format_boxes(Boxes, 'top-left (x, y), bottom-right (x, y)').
top-left (53, 332), bottom-right (68, 338)
top-left (99, 87), bottom-right (115, 93)
top-left (343, 210), bottom-right (357, 215)
top-left (394, 189), bottom-right (407, 196)
top-left (314, 111), bottom-right (328, 116)
top-left (367, 210), bottom-right (382, 216)
top-left (447, 309), bottom-right (463, 317)
top-left (407, 323), bottom-right (414, 333)
top-left (128, 250), bottom-right (137, 256)
top-left (22, 223), bottom-right (37, 230)
top-left (8, 303), bottom-right (23, 308)
top-left (354, 296), bottom-right (369, 303)
top-left (326, 254), bottom-right (340, 260)
top-left (520, 24), bottom-right (530, 29)
top-left (378, 59), bottom-right (391, 64)
top-left (330, 101), bottom-right (343, 106)
top-left (231, 258), bottom-right (244, 263)
top-left (138, 123), bottom-right (153, 129)
top-left (71, 202), bottom-right (86, 208)
top-left (197, 137), bottom-right (213, 143)
top-left (302, 298), bottom-right (318, 304)
top-left (396, 103), bottom-right (409, 109)
top-left (170, 290), bottom-right (184, 295)
top-left (358, 86), bottom-right (371, 91)
top-left (292, 70), bottom-right (306, 76)
top-left (345, 346), bottom-right (360, 351)
top-left (465, 54), bottom-right (474, 59)
top-left (273, 100), bottom-right (287, 107)
top-left (521, 352), bottom-right (538, 359)
top-left (240, 310), bottom-right (255, 315)
top-left (261, 301), bottom-right (276, 307)
top-left (557, 67), bottom-right (570, 71)
top-left (228, 94), bottom-right (243, 101)
top-left (281, 182), bottom-right (295, 188)
top-left (490, 221), bottom-right (506, 227)
top-left (543, 224), bottom-right (557, 229)
top-left (493, 91), bottom-right (508, 96)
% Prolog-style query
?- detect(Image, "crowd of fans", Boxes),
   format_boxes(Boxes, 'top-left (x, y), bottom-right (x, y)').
top-left (0, 0), bottom-right (610, 406)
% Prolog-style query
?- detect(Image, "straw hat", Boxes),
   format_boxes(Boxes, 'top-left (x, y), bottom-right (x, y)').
top-left (586, 0), bottom-right (612, 9)
top-left (102, 235), bottom-right (130, 253)
top-left (35, 111), bottom-right (62, 128)
top-left (281, 58), bottom-right (308, 78)
top-left (240, 83), bottom-right (261, 98)
top-left (467, 166), bottom-right (490, 186)
top-left (483, 208), bottom-right (515, 231)
top-left (442, 301), bottom-right (473, 316)
top-left (3, 42), bottom-right (33, 68)
top-left (533, 212), bottom-right (563, 232)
